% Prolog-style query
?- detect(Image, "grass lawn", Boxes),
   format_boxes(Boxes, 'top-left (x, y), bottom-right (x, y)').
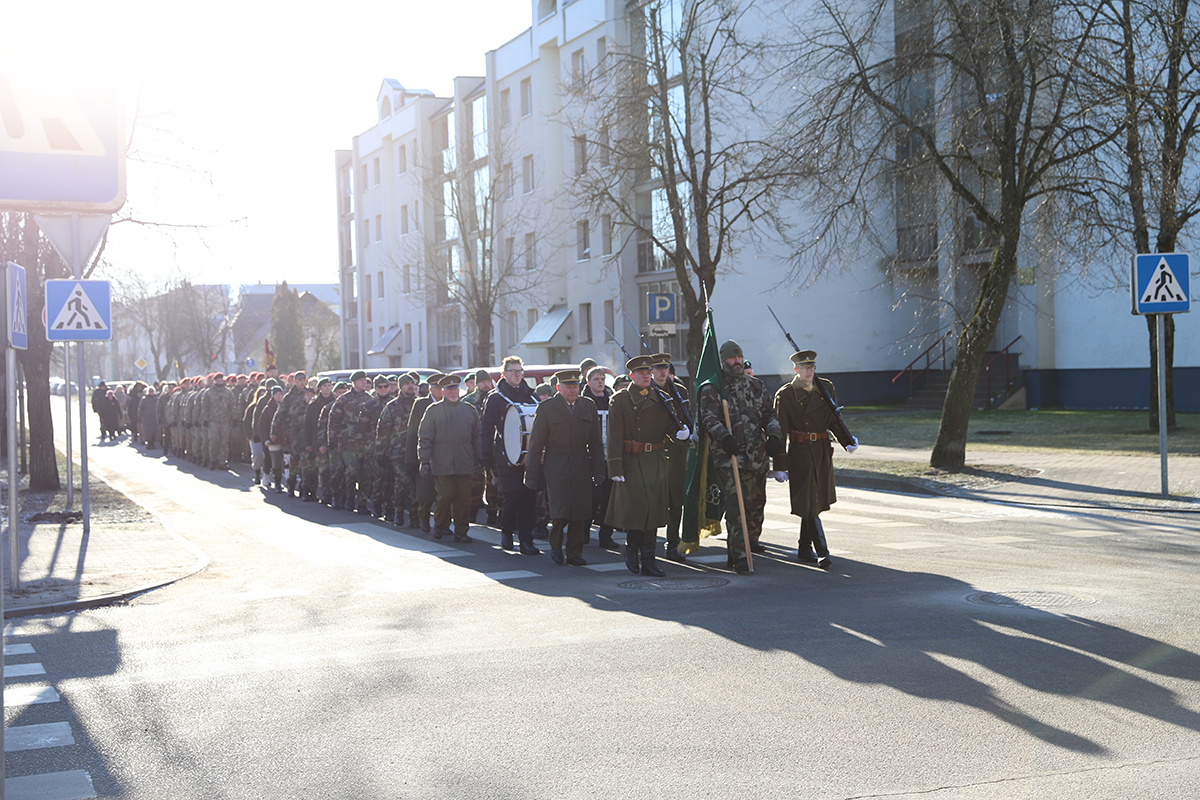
top-left (841, 408), bottom-right (1200, 457)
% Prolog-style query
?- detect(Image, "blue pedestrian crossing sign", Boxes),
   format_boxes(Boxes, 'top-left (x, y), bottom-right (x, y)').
top-left (1132, 253), bottom-right (1191, 314)
top-left (3, 262), bottom-right (27, 350)
top-left (45, 279), bottom-right (112, 341)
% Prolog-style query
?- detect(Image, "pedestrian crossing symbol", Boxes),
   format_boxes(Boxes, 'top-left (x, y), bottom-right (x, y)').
top-left (45, 279), bottom-right (112, 341)
top-left (1132, 253), bottom-right (1191, 315)
top-left (4, 261), bottom-right (27, 350)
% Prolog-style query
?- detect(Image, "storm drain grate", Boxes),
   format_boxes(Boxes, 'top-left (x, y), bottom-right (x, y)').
top-left (619, 577), bottom-right (731, 591)
top-left (965, 591), bottom-right (1095, 609)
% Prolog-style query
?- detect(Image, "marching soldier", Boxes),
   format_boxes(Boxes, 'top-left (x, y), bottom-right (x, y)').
top-left (203, 373), bottom-right (235, 470)
top-left (697, 340), bottom-right (783, 574)
top-left (328, 370), bottom-right (374, 511)
top-left (405, 373), bottom-right (446, 531)
top-left (480, 356), bottom-right (541, 555)
top-left (375, 373), bottom-right (419, 526)
top-left (361, 375), bottom-right (393, 515)
top-left (774, 350), bottom-right (858, 569)
top-left (317, 381), bottom-right (349, 504)
top-left (606, 355), bottom-right (688, 577)
top-left (523, 370), bottom-right (605, 566)
top-left (271, 371), bottom-right (308, 496)
top-left (417, 375), bottom-right (480, 543)
top-left (300, 378), bottom-right (335, 501)
top-left (651, 353), bottom-right (692, 561)
top-left (581, 365), bottom-right (620, 550)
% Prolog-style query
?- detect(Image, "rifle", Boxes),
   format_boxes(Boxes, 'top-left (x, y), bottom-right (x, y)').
top-left (605, 325), bottom-right (688, 435)
top-left (623, 310), bottom-right (693, 432)
top-left (766, 305), bottom-right (856, 450)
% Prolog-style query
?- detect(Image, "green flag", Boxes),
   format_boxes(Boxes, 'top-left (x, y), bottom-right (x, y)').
top-left (680, 307), bottom-right (724, 552)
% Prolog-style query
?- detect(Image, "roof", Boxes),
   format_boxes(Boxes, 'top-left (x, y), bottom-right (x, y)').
top-left (367, 326), bottom-right (404, 355)
top-left (520, 306), bottom-right (572, 347)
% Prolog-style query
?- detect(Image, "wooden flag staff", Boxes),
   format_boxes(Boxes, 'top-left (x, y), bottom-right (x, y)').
top-left (721, 399), bottom-right (753, 573)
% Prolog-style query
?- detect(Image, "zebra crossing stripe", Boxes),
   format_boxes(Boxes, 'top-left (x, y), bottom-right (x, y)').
top-left (3, 684), bottom-right (60, 706)
top-left (5, 662), bottom-right (46, 677)
top-left (4, 769), bottom-right (96, 800)
top-left (4, 644), bottom-right (34, 656)
top-left (5, 722), bottom-right (74, 752)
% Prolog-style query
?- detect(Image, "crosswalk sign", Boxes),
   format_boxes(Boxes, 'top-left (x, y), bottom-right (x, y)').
top-left (3, 262), bottom-right (27, 350)
top-left (45, 279), bottom-right (111, 341)
top-left (1132, 253), bottom-right (1191, 314)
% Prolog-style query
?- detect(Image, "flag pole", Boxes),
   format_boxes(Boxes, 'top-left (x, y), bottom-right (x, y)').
top-left (721, 399), bottom-right (753, 573)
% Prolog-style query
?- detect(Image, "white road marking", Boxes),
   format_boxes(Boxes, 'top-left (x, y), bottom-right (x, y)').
top-left (5, 722), bottom-right (74, 752)
top-left (3, 685), bottom-right (60, 706)
top-left (4, 662), bottom-right (46, 678)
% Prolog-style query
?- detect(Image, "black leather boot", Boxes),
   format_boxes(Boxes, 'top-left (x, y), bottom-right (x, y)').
top-left (640, 537), bottom-right (665, 577)
top-left (625, 530), bottom-right (641, 574)
top-left (598, 526), bottom-right (620, 550)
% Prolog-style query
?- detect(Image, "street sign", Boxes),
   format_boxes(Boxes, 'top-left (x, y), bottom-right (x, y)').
top-left (245, 358), bottom-right (256, 368)
top-left (45, 279), bottom-right (112, 341)
top-left (1132, 253), bottom-right (1191, 314)
top-left (3, 262), bottom-right (27, 350)
top-left (647, 292), bottom-right (677, 324)
top-left (134, 357), bottom-right (148, 371)
top-left (0, 72), bottom-right (126, 213)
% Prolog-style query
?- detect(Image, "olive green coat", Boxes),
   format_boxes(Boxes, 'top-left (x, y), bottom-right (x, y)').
top-left (523, 394), bottom-right (604, 521)
top-left (774, 377), bottom-right (839, 518)
top-left (604, 386), bottom-right (675, 531)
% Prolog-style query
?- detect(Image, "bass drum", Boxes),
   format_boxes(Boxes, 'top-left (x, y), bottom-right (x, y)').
top-left (502, 403), bottom-right (539, 467)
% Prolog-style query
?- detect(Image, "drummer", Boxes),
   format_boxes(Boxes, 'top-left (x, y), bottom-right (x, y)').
top-left (479, 356), bottom-right (542, 556)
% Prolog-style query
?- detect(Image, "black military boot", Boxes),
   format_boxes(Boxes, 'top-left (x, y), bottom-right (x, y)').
top-left (286, 475), bottom-right (297, 497)
top-left (500, 531), bottom-right (515, 551)
top-left (453, 525), bottom-right (473, 544)
top-left (598, 525), bottom-right (620, 551)
top-left (420, 505), bottom-right (432, 532)
top-left (640, 537), bottom-right (666, 577)
top-left (624, 531), bottom-right (641, 574)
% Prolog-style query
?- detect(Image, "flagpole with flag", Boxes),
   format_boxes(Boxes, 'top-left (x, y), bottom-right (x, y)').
top-left (680, 300), bottom-right (725, 554)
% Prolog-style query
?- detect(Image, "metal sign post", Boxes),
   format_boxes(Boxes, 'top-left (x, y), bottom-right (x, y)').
top-left (1131, 252), bottom-right (1192, 498)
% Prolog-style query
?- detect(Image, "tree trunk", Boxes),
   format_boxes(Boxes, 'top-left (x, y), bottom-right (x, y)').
top-left (17, 215), bottom-right (61, 490)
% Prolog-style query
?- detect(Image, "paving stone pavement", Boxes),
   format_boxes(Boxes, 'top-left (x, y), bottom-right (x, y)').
top-left (2, 440), bottom-right (1195, 618)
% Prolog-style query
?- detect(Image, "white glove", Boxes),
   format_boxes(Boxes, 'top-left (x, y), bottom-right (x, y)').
top-left (846, 436), bottom-right (859, 454)
top-left (675, 428), bottom-right (689, 440)
top-left (773, 471), bottom-right (788, 483)
top-left (611, 475), bottom-right (625, 482)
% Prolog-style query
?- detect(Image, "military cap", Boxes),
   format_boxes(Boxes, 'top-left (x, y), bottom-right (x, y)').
top-left (272, 385), bottom-right (285, 395)
top-left (534, 382), bottom-right (554, 397)
top-left (790, 350), bottom-right (817, 365)
top-left (294, 370), bottom-right (307, 379)
top-left (264, 379), bottom-right (280, 389)
top-left (613, 374), bottom-right (631, 388)
top-left (650, 353), bottom-right (672, 368)
top-left (406, 371), bottom-right (420, 383)
top-left (303, 384), bottom-right (316, 394)
top-left (435, 374), bottom-right (461, 388)
top-left (212, 372), bottom-right (225, 381)
top-left (473, 368), bottom-right (491, 383)
top-left (396, 373), bottom-right (416, 388)
top-left (625, 355), bottom-right (654, 372)
top-left (316, 377), bottom-right (332, 388)
top-left (579, 357), bottom-right (598, 375)
top-left (549, 374), bottom-right (559, 388)
top-left (553, 369), bottom-right (582, 385)
top-left (349, 370), bottom-right (367, 383)
top-left (333, 381), bottom-right (349, 392)
top-left (424, 372), bottom-right (446, 384)
top-left (374, 374), bottom-right (390, 387)
top-left (719, 340), bottom-right (742, 361)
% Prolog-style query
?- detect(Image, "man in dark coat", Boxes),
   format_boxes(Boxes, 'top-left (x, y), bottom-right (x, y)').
top-left (605, 356), bottom-right (687, 577)
top-left (581, 365), bottom-right (620, 550)
top-left (479, 356), bottom-right (540, 555)
top-left (774, 349), bottom-right (858, 569)
top-left (524, 370), bottom-right (605, 566)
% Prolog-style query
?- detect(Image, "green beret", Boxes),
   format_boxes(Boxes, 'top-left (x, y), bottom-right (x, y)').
top-left (579, 357), bottom-right (598, 375)
top-left (349, 370), bottom-right (367, 382)
top-left (333, 381), bottom-right (349, 392)
top-left (316, 377), bottom-right (332, 388)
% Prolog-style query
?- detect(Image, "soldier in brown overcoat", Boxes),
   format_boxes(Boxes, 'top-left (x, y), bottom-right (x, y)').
top-left (774, 349), bottom-right (858, 569)
top-left (523, 370), bottom-right (605, 566)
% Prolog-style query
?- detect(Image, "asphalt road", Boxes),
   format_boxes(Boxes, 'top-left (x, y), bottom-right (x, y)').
top-left (5, 428), bottom-right (1200, 799)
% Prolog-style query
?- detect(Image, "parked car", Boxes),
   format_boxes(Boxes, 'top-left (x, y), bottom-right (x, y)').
top-left (314, 367), bottom-right (442, 386)
top-left (449, 363), bottom-right (615, 388)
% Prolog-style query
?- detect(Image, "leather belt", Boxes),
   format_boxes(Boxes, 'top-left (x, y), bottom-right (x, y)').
top-left (789, 430), bottom-right (829, 443)
top-left (624, 440), bottom-right (664, 453)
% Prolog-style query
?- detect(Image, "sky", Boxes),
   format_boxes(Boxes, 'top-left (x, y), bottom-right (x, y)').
top-left (1, 0), bottom-right (534, 291)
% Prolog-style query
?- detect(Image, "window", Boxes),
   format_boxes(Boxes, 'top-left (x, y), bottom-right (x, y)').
top-left (375, 214), bottom-right (382, 243)
top-left (604, 300), bottom-right (615, 337)
top-left (520, 77), bottom-right (532, 117)
top-left (377, 270), bottom-right (384, 298)
top-left (527, 308), bottom-right (539, 331)
top-left (598, 126), bottom-right (610, 166)
top-left (522, 156), bottom-right (534, 194)
top-left (373, 157), bottom-right (380, 186)
top-left (578, 302), bottom-right (592, 344)
top-left (365, 274), bottom-right (373, 299)
top-left (503, 236), bottom-right (515, 271)
top-left (413, 200), bottom-right (419, 229)
top-left (596, 36), bottom-right (607, 68)
top-left (360, 164), bottom-right (368, 193)
top-left (574, 135), bottom-right (587, 176)
top-left (470, 94), bottom-right (487, 161)
top-left (571, 49), bottom-right (586, 84)
top-left (524, 232), bottom-right (536, 271)
top-left (397, 144), bottom-right (407, 174)
top-left (404, 323), bottom-right (412, 353)
top-left (500, 88), bottom-right (511, 127)
top-left (418, 321), bottom-right (423, 351)
top-left (503, 163), bottom-right (514, 200)
top-left (400, 205), bottom-right (409, 235)
top-left (602, 214), bottom-right (613, 255)
top-left (363, 218), bottom-right (370, 246)
top-left (576, 220), bottom-right (590, 261)
top-left (403, 264), bottom-right (412, 293)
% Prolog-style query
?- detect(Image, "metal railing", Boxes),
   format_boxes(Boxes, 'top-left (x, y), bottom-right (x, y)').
top-left (892, 330), bottom-right (953, 399)
top-left (980, 336), bottom-right (1022, 409)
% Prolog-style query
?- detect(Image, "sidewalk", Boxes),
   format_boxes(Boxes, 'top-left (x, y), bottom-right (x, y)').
top-left (3, 441), bottom-right (1196, 619)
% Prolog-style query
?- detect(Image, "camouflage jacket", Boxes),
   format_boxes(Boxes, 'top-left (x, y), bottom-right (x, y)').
top-left (201, 385), bottom-right (235, 427)
top-left (376, 393), bottom-right (418, 463)
top-left (328, 387), bottom-right (374, 450)
top-left (698, 368), bottom-right (782, 473)
top-left (271, 385), bottom-right (308, 450)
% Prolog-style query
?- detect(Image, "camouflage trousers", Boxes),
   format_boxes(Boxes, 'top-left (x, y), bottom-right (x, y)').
top-left (716, 465), bottom-right (767, 560)
top-left (337, 447), bottom-right (369, 507)
top-left (208, 423), bottom-right (231, 467)
top-left (392, 464), bottom-right (415, 517)
top-left (372, 458), bottom-right (395, 512)
top-left (299, 448), bottom-right (318, 495)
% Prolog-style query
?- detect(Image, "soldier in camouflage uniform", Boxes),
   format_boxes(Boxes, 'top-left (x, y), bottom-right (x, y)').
top-left (271, 371), bottom-right (309, 496)
top-left (374, 373), bottom-right (418, 526)
top-left (697, 340), bottom-right (784, 574)
top-left (327, 370), bottom-right (374, 511)
top-left (202, 373), bottom-right (235, 469)
top-left (300, 378), bottom-right (335, 501)
top-left (359, 375), bottom-right (392, 515)
top-left (317, 381), bottom-right (349, 504)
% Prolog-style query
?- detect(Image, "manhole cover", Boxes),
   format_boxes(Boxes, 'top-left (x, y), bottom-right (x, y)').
top-left (618, 577), bottom-right (730, 591)
top-left (965, 591), bottom-right (1095, 609)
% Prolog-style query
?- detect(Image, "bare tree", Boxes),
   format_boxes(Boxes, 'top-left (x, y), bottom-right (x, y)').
top-left (783, 0), bottom-right (1117, 469)
top-left (564, 0), bottom-right (802, 372)
top-left (111, 266), bottom-right (191, 380)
